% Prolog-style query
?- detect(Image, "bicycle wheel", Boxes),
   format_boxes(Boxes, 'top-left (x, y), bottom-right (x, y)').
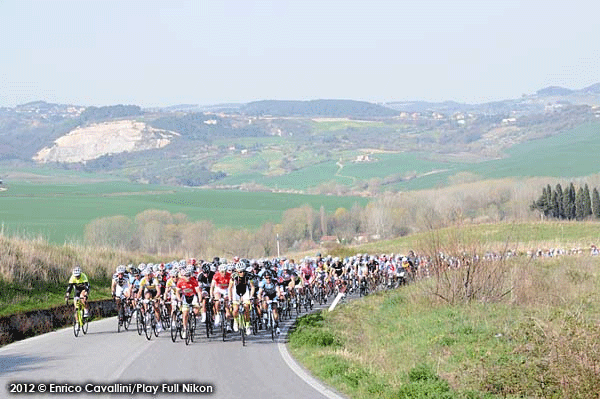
top-left (240, 315), bottom-right (246, 346)
top-left (221, 310), bottom-right (227, 342)
top-left (270, 312), bottom-right (275, 342)
top-left (123, 307), bottom-right (131, 331)
top-left (144, 311), bottom-right (153, 340)
top-left (190, 314), bottom-right (196, 343)
top-left (81, 307), bottom-right (89, 335)
top-left (161, 304), bottom-right (170, 330)
top-left (136, 309), bottom-right (143, 335)
top-left (170, 313), bottom-right (178, 342)
top-left (73, 311), bottom-right (80, 337)
top-left (185, 316), bottom-right (192, 346)
top-left (205, 306), bottom-right (212, 338)
top-left (153, 313), bottom-right (159, 337)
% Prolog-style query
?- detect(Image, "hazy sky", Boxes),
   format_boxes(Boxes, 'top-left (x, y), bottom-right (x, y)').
top-left (1, 0), bottom-right (598, 107)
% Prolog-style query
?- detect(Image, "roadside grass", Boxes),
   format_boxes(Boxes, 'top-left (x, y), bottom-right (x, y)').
top-left (0, 278), bottom-right (112, 317)
top-left (351, 221), bottom-right (600, 255)
top-left (0, 235), bottom-right (163, 316)
top-left (289, 255), bottom-right (600, 398)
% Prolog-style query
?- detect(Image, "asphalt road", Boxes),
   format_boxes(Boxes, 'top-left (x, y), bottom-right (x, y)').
top-left (0, 300), bottom-right (348, 399)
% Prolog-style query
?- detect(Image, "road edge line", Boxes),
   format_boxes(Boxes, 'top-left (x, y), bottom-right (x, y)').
top-left (277, 320), bottom-right (347, 399)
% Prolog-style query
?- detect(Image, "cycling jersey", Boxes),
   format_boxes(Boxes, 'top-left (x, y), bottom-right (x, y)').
top-left (259, 279), bottom-right (277, 298)
top-left (212, 272), bottom-right (231, 290)
top-left (66, 273), bottom-right (90, 297)
top-left (231, 272), bottom-right (252, 296)
top-left (177, 278), bottom-right (199, 297)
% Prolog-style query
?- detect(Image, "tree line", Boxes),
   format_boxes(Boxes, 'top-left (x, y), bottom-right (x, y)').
top-left (530, 182), bottom-right (600, 220)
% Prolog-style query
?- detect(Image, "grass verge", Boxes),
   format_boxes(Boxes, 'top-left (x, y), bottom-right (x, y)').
top-left (289, 255), bottom-right (600, 398)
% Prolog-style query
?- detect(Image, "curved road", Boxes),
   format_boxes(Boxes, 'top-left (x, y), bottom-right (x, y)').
top-left (0, 302), bottom-right (347, 399)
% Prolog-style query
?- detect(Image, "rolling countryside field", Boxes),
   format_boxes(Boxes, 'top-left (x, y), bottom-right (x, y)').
top-left (0, 174), bottom-right (368, 244)
top-left (211, 121), bottom-right (600, 192)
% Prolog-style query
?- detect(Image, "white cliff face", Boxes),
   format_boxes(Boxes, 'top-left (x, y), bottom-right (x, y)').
top-left (33, 120), bottom-right (179, 163)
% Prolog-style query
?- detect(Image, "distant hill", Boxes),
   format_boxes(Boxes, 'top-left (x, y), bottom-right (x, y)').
top-left (582, 83), bottom-right (600, 94)
top-left (536, 86), bottom-right (574, 96)
top-left (240, 99), bottom-right (399, 118)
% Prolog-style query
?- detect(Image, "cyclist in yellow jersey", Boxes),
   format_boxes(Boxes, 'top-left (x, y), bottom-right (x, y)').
top-left (138, 267), bottom-right (162, 331)
top-left (164, 268), bottom-right (180, 319)
top-left (65, 266), bottom-right (90, 317)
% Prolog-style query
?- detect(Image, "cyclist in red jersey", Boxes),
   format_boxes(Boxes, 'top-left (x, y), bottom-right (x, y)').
top-left (176, 266), bottom-right (201, 339)
top-left (210, 263), bottom-right (232, 328)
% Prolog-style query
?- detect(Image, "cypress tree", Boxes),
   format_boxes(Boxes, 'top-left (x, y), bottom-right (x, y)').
top-left (551, 190), bottom-right (559, 218)
top-left (576, 186), bottom-right (585, 220)
top-left (593, 188), bottom-right (600, 219)
top-left (584, 184), bottom-right (592, 217)
top-left (566, 183), bottom-right (576, 219)
top-left (555, 183), bottom-right (564, 219)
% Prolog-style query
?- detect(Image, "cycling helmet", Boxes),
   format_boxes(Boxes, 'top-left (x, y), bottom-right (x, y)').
top-left (116, 265), bottom-right (126, 274)
top-left (235, 262), bottom-right (245, 272)
top-left (218, 264), bottom-right (227, 273)
top-left (210, 264), bottom-right (217, 273)
top-left (186, 265), bottom-right (194, 274)
top-left (202, 263), bottom-right (211, 274)
top-left (159, 263), bottom-right (166, 271)
top-left (169, 269), bottom-right (178, 278)
top-left (131, 267), bottom-right (140, 276)
top-left (227, 263), bottom-right (235, 272)
top-left (183, 268), bottom-right (192, 277)
top-left (72, 266), bottom-right (81, 277)
top-left (219, 258), bottom-right (228, 265)
top-left (245, 266), bottom-right (253, 273)
top-left (138, 263), bottom-right (146, 270)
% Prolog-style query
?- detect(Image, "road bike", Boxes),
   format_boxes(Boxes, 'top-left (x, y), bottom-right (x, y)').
top-left (68, 297), bottom-right (89, 337)
top-left (170, 305), bottom-right (183, 343)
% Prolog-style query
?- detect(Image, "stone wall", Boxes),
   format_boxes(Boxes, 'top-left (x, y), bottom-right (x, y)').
top-left (0, 300), bottom-right (116, 346)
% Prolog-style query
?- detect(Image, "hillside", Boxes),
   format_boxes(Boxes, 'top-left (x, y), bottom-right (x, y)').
top-left (0, 86), bottom-right (599, 193)
top-left (239, 99), bottom-right (399, 118)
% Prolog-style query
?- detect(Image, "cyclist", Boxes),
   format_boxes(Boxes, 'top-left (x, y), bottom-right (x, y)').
top-left (258, 270), bottom-right (281, 335)
top-left (210, 263), bottom-right (232, 329)
top-left (164, 268), bottom-right (180, 320)
top-left (65, 266), bottom-right (90, 317)
top-left (176, 267), bottom-right (201, 339)
top-left (198, 262), bottom-right (214, 323)
top-left (229, 262), bottom-right (255, 335)
top-left (128, 267), bottom-right (143, 307)
top-left (111, 265), bottom-right (130, 325)
top-left (138, 267), bottom-right (162, 332)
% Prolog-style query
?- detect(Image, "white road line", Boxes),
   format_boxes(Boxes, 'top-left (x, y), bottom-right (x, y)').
top-left (277, 311), bottom-right (347, 399)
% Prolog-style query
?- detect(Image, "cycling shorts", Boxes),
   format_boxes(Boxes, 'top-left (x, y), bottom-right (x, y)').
top-left (232, 290), bottom-right (251, 305)
top-left (181, 295), bottom-right (199, 310)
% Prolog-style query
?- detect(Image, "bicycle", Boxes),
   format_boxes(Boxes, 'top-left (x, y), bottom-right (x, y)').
top-left (67, 297), bottom-right (89, 337)
top-left (236, 303), bottom-right (248, 346)
top-left (265, 299), bottom-right (278, 342)
top-left (204, 298), bottom-right (214, 338)
top-left (135, 301), bottom-right (144, 336)
top-left (160, 300), bottom-right (171, 331)
top-left (185, 309), bottom-right (196, 345)
top-left (250, 298), bottom-right (260, 335)
top-left (115, 295), bottom-right (132, 333)
top-left (170, 305), bottom-right (183, 343)
top-left (143, 299), bottom-right (159, 340)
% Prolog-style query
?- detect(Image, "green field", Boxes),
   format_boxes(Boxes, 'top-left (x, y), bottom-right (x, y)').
top-left (0, 177), bottom-right (368, 243)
